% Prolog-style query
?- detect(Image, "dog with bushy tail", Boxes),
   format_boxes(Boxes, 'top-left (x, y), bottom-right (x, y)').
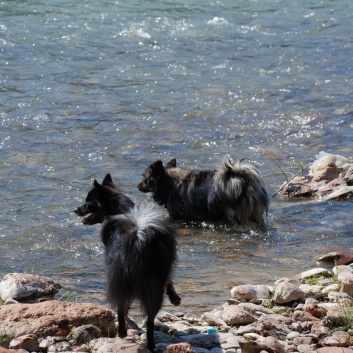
top-left (75, 174), bottom-right (180, 351)
top-left (138, 156), bottom-right (269, 226)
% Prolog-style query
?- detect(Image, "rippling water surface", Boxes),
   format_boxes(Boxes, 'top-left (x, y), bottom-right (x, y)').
top-left (1, 0), bottom-right (353, 314)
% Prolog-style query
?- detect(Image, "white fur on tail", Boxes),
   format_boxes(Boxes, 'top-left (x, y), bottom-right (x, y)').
top-left (129, 203), bottom-right (167, 242)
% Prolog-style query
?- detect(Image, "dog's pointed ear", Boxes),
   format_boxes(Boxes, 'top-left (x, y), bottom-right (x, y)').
top-left (93, 179), bottom-right (101, 188)
top-left (102, 173), bottom-right (113, 186)
top-left (166, 158), bottom-right (176, 168)
top-left (151, 160), bottom-right (164, 173)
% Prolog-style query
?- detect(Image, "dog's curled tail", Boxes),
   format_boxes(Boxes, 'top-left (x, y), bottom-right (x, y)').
top-left (213, 157), bottom-right (269, 225)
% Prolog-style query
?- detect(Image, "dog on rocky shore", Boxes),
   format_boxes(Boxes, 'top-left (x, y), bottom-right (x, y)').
top-left (74, 174), bottom-right (180, 351)
top-left (138, 157), bottom-right (269, 226)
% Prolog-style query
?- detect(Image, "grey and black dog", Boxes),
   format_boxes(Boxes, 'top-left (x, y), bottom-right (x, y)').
top-left (138, 157), bottom-right (269, 226)
top-left (75, 174), bottom-right (180, 351)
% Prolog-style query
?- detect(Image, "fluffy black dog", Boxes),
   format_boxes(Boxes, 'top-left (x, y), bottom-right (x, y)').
top-left (138, 157), bottom-right (269, 226)
top-left (74, 174), bottom-right (180, 351)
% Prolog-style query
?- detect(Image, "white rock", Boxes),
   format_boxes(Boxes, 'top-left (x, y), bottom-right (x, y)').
top-left (337, 269), bottom-right (353, 281)
top-left (238, 302), bottom-right (273, 315)
top-left (286, 331), bottom-right (301, 340)
top-left (201, 312), bottom-right (227, 327)
top-left (221, 305), bottom-right (257, 325)
top-left (299, 284), bottom-right (324, 299)
top-left (333, 265), bottom-right (353, 276)
top-left (273, 280), bottom-right (305, 304)
top-left (339, 272), bottom-right (353, 296)
top-left (274, 278), bottom-right (290, 285)
top-left (327, 291), bottom-right (353, 304)
top-left (0, 273), bottom-right (62, 302)
top-left (230, 284), bottom-right (272, 301)
top-left (322, 283), bottom-right (341, 294)
top-left (309, 151), bottom-right (350, 175)
top-left (298, 268), bottom-right (332, 282)
top-left (167, 322), bottom-right (191, 333)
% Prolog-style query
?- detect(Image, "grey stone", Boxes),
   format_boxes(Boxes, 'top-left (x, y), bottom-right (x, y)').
top-left (9, 334), bottom-right (39, 352)
top-left (230, 285), bottom-right (272, 301)
top-left (179, 334), bottom-right (218, 348)
top-left (299, 284), bottom-right (324, 299)
top-left (273, 280), bottom-right (305, 304)
top-left (221, 305), bottom-right (257, 325)
top-left (0, 273), bottom-right (62, 302)
top-left (67, 324), bottom-right (102, 345)
top-left (201, 312), bottom-right (228, 327)
top-left (299, 268), bottom-right (332, 283)
top-left (47, 341), bottom-right (71, 352)
top-left (333, 265), bottom-right (353, 276)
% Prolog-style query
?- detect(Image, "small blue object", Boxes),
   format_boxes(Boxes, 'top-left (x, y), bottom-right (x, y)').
top-left (207, 327), bottom-right (217, 334)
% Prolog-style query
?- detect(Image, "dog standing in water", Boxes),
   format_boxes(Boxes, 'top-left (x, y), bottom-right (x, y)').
top-left (138, 157), bottom-right (269, 226)
top-left (75, 174), bottom-right (180, 351)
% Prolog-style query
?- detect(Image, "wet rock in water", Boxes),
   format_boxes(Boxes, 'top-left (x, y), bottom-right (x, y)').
top-left (277, 151), bottom-right (353, 199)
top-left (317, 251), bottom-right (353, 265)
top-left (0, 273), bottom-right (62, 302)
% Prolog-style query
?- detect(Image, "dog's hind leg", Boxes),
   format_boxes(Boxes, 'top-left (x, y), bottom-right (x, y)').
top-left (144, 284), bottom-right (165, 351)
top-left (117, 303), bottom-right (128, 338)
top-left (165, 276), bottom-right (181, 306)
top-left (146, 314), bottom-right (156, 351)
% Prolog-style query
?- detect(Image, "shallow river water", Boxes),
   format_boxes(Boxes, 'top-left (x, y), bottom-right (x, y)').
top-left (1, 0), bottom-right (353, 314)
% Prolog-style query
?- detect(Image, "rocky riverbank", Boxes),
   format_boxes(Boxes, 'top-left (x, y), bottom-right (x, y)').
top-left (276, 151), bottom-right (353, 200)
top-left (1, 254), bottom-right (353, 353)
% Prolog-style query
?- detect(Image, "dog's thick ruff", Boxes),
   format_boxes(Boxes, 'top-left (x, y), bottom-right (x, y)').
top-left (75, 174), bottom-right (180, 351)
top-left (138, 157), bottom-right (269, 226)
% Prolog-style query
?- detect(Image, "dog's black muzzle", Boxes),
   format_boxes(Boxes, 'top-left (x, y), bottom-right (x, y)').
top-left (74, 204), bottom-right (89, 216)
